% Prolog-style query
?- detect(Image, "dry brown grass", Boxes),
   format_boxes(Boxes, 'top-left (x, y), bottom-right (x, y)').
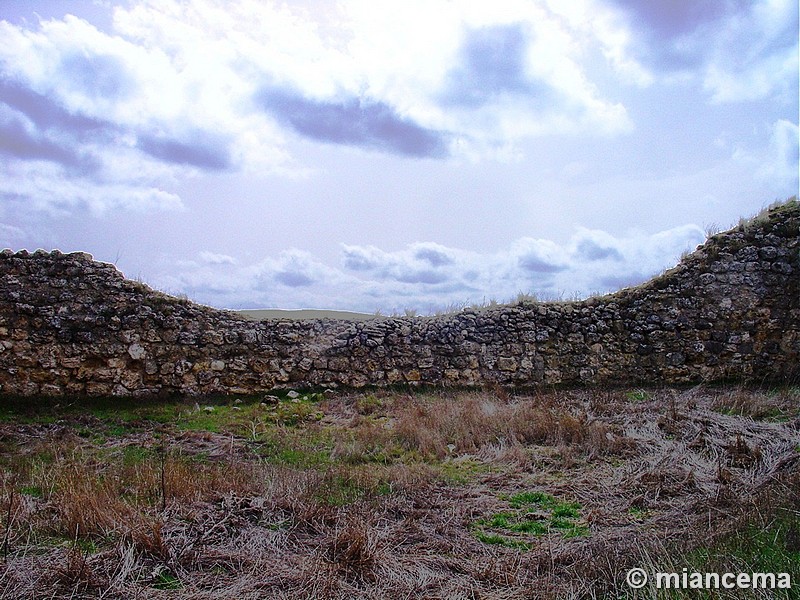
top-left (710, 387), bottom-right (797, 420)
top-left (388, 392), bottom-right (633, 461)
top-left (0, 386), bottom-right (797, 599)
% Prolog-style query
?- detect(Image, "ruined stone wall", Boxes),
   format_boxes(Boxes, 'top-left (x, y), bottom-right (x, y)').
top-left (0, 201), bottom-right (797, 397)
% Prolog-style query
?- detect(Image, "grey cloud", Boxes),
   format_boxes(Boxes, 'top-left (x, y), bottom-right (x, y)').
top-left (342, 246), bottom-right (380, 271)
top-left (435, 281), bottom-right (476, 294)
top-left (442, 24), bottom-right (552, 108)
top-left (275, 270), bottom-right (315, 287)
top-left (518, 254), bottom-right (566, 273)
top-left (0, 117), bottom-right (99, 173)
top-left (0, 76), bottom-right (106, 174)
top-left (414, 245), bottom-right (454, 267)
top-left (261, 250), bottom-right (329, 289)
top-left (0, 77), bottom-right (113, 137)
top-left (342, 243), bottom-right (454, 285)
top-left (180, 279), bottom-right (237, 296)
top-left (0, 76), bottom-right (233, 173)
top-left (607, 0), bottom-right (753, 69)
top-left (610, 0), bottom-right (747, 41)
top-left (256, 87), bottom-right (449, 158)
top-left (575, 239), bottom-right (623, 262)
top-left (136, 131), bottom-right (233, 171)
top-left (0, 166), bottom-right (183, 215)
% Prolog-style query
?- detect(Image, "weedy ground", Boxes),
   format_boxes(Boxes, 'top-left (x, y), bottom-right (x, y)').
top-left (0, 386), bottom-right (798, 599)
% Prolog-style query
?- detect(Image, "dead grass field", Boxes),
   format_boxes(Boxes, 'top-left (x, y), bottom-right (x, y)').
top-left (0, 386), bottom-right (798, 599)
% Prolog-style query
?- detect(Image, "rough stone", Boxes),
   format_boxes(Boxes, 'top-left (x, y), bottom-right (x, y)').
top-left (0, 201), bottom-right (797, 397)
top-left (127, 343), bottom-right (146, 360)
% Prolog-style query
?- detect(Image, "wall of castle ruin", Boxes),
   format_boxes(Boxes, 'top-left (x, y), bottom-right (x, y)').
top-left (0, 201), bottom-right (796, 397)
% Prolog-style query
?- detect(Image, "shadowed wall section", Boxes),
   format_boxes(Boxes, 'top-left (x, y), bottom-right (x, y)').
top-left (0, 201), bottom-right (797, 397)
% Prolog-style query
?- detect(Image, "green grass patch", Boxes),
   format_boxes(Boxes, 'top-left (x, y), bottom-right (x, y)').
top-left (474, 490), bottom-right (589, 548)
top-left (376, 480), bottom-right (393, 496)
top-left (152, 571), bottom-right (182, 590)
top-left (618, 504), bottom-right (799, 599)
top-left (265, 519), bottom-right (291, 531)
top-left (176, 409), bottom-right (222, 433)
top-left (309, 465), bottom-right (397, 507)
top-left (474, 530), bottom-right (531, 550)
top-left (254, 427), bottom-right (333, 468)
top-left (266, 399), bottom-right (324, 427)
top-left (552, 503), bottom-right (581, 519)
top-left (74, 538), bottom-right (101, 555)
top-left (685, 509), bottom-right (800, 582)
top-left (313, 473), bottom-right (365, 506)
top-left (354, 394), bottom-right (383, 415)
top-left (122, 445), bottom-right (153, 466)
top-left (276, 446), bottom-right (328, 467)
top-left (105, 423), bottom-right (134, 437)
top-left (628, 505), bottom-right (649, 520)
top-left (713, 404), bottom-right (793, 422)
top-left (20, 485), bottom-right (44, 498)
top-left (0, 394), bottom-right (289, 437)
top-left (82, 397), bottom-right (183, 425)
top-left (437, 458), bottom-right (490, 484)
top-left (625, 389), bottom-right (650, 403)
top-left (508, 490), bottom-right (557, 509)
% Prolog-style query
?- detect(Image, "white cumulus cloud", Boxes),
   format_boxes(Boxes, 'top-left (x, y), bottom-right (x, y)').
top-left (155, 221), bottom-right (707, 313)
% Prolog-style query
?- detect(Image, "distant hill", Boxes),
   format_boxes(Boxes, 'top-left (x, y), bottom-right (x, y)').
top-left (236, 308), bottom-right (376, 321)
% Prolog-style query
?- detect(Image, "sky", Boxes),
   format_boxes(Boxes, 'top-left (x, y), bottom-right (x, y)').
top-left (0, 0), bottom-right (797, 314)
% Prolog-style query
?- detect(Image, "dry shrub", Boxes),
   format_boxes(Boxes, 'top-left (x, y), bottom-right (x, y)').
top-left (52, 545), bottom-right (101, 593)
top-left (264, 464), bottom-right (320, 506)
top-left (486, 382), bottom-right (510, 402)
top-left (294, 502), bottom-right (339, 535)
top-left (1, 486), bottom-right (21, 559)
top-left (313, 465), bottom-right (387, 505)
top-left (470, 553), bottom-right (522, 587)
top-left (393, 402), bottom-right (448, 459)
top-left (48, 462), bottom-right (175, 570)
top-left (124, 518), bottom-right (171, 562)
top-left (375, 462), bottom-right (437, 497)
top-left (579, 422), bottom-right (636, 458)
top-left (477, 441), bottom-right (533, 469)
top-left (37, 447), bottom-right (269, 560)
top-left (391, 393), bottom-right (632, 460)
top-left (555, 444), bottom-right (579, 470)
top-left (725, 435), bottom-right (762, 468)
top-left (506, 401), bottom-right (560, 444)
top-left (271, 467), bottom-right (354, 532)
top-left (163, 455), bottom-right (263, 503)
top-left (267, 465), bottom-right (377, 534)
top-left (274, 463), bottom-right (432, 539)
top-left (331, 417), bottom-right (395, 464)
top-left (710, 387), bottom-right (792, 420)
top-left (51, 464), bottom-right (134, 539)
top-left (634, 466), bottom-right (697, 503)
top-left (393, 393), bottom-right (518, 458)
top-left (322, 517), bottom-right (379, 582)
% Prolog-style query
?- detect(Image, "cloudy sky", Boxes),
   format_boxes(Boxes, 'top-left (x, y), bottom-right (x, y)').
top-left (0, 0), bottom-right (797, 313)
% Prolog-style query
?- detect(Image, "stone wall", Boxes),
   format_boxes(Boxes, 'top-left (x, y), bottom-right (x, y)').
top-left (0, 200), bottom-right (797, 397)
